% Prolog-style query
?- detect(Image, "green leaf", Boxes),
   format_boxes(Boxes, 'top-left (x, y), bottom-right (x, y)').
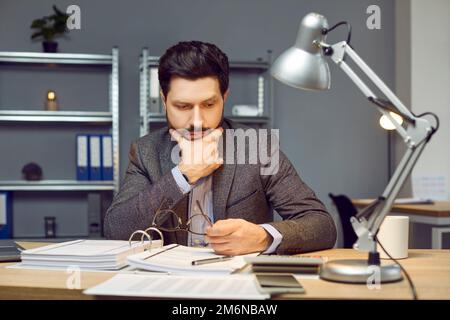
top-left (30, 5), bottom-right (69, 40)
top-left (31, 31), bottom-right (43, 39)
top-left (52, 5), bottom-right (64, 16)
top-left (30, 18), bottom-right (46, 28)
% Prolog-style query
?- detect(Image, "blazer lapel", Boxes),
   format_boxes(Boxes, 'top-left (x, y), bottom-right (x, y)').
top-left (159, 130), bottom-right (178, 176)
top-left (212, 121), bottom-right (236, 222)
top-left (158, 129), bottom-right (188, 245)
top-left (212, 163), bottom-right (235, 222)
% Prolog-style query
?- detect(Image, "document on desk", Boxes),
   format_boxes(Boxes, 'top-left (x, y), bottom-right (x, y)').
top-left (19, 239), bottom-right (161, 270)
top-left (127, 244), bottom-right (258, 275)
top-left (84, 273), bottom-right (270, 300)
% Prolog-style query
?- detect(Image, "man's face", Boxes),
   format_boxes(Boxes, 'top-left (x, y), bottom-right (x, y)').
top-left (162, 76), bottom-right (228, 140)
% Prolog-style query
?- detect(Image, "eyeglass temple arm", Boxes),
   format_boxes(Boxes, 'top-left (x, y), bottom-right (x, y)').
top-left (195, 200), bottom-right (213, 226)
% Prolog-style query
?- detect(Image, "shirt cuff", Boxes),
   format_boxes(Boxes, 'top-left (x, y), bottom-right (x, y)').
top-left (260, 224), bottom-right (283, 254)
top-left (171, 166), bottom-right (192, 194)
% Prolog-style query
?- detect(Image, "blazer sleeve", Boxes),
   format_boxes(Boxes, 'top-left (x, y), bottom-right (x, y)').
top-left (261, 148), bottom-right (337, 254)
top-left (103, 140), bottom-right (187, 240)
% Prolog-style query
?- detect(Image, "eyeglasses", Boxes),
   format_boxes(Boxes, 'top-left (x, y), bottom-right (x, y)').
top-left (151, 198), bottom-right (213, 236)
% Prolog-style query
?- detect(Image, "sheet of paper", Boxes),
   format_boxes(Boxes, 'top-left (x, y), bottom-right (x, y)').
top-left (84, 273), bottom-right (269, 300)
top-left (412, 175), bottom-right (448, 200)
top-left (6, 263), bottom-right (167, 274)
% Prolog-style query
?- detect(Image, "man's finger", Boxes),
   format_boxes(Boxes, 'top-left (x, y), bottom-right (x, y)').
top-left (216, 157), bottom-right (224, 165)
top-left (205, 234), bottom-right (232, 244)
top-left (203, 142), bottom-right (217, 155)
top-left (206, 220), bottom-right (238, 237)
top-left (204, 127), bottom-right (223, 142)
top-left (209, 242), bottom-right (233, 255)
top-left (169, 129), bottom-right (183, 144)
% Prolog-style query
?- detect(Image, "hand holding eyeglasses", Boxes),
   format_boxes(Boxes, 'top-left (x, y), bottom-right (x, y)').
top-left (205, 218), bottom-right (273, 256)
top-left (148, 198), bottom-right (272, 255)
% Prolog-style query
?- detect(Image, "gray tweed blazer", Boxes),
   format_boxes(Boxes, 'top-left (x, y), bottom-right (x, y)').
top-left (104, 118), bottom-right (337, 254)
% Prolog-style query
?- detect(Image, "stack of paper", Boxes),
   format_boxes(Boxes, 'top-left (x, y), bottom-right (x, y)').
top-left (127, 244), bottom-right (258, 274)
top-left (20, 239), bottom-right (161, 270)
top-left (84, 273), bottom-right (269, 299)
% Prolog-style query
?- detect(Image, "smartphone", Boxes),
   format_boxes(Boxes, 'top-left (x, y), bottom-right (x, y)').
top-left (254, 273), bottom-right (305, 295)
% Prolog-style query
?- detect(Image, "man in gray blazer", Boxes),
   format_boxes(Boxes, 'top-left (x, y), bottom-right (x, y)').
top-left (104, 41), bottom-right (336, 255)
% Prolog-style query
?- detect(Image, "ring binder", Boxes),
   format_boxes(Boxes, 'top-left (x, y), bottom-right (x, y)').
top-left (127, 196), bottom-right (200, 251)
top-left (128, 227), bottom-right (164, 250)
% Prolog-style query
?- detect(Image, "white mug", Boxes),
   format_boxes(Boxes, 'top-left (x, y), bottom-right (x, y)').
top-left (376, 215), bottom-right (409, 259)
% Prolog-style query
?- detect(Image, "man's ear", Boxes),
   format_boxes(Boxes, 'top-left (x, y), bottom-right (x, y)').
top-left (160, 90), bottom-right (167, 111)
top-left (223, 89), bottom-right (230, 102)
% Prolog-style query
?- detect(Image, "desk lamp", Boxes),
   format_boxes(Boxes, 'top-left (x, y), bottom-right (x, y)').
top-left (271, 13), bottom-right (438, 284)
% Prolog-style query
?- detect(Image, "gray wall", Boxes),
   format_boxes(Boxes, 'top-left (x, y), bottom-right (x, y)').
top-left (0, 0), bottom-right (394, 243)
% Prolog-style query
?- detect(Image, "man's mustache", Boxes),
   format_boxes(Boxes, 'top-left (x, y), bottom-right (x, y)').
top-left (186, 126), bottom-right (211, 132)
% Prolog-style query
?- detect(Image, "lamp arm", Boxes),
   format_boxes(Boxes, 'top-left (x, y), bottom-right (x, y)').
top-left (320, 40), bottom-right (435, 253)
top-left (331, 42), bottom-right (416, 120)
top-left (323, 41), bottom-right (412, 139)
top-left (350, 140), bottom-right (428, 252)
top-left (368, 141), bottom-right (427, 234)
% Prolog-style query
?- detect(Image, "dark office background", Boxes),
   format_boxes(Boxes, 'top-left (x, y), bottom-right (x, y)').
top-left (0, 0), bottom-right (393, 243)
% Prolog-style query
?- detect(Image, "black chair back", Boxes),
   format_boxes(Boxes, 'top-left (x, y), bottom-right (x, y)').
top-left (329, 193), bottom-right (358, 248)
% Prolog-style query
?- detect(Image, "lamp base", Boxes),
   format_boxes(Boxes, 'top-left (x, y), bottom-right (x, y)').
top-left (319, 259), bottom-right (403, 283)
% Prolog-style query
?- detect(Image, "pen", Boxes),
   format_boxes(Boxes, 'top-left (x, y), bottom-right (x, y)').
top-left (191, 256), bottom-right (233, 266)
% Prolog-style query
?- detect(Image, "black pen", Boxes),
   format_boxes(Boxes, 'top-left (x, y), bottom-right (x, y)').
top-left (191, 256), bottom-right (233, 266)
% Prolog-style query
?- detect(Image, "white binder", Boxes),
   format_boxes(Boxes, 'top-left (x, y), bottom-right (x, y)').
top-left (76, 134), bottom-right (89, 180)
top-left (101, 134), bottom-right (113, 180)
top-left (89, 135), bottom-right (102, 180)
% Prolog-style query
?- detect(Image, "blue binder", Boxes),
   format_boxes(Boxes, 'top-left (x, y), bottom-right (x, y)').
top-left (0, 192), bottom-right (12, 239)
top-left (76, 134), bottom-right (90, 181)
top-left (89, 135), bottom-right (102, 181)
top-left (101, 134), bottom-right (113, 181)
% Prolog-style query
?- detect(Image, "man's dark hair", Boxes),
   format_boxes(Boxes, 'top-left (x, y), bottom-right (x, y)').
top-left (158, 41), bottom-right (229, 98)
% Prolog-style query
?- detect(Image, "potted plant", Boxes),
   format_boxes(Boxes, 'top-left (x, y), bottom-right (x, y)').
top-left (30, 5), bottom-right (70, 53)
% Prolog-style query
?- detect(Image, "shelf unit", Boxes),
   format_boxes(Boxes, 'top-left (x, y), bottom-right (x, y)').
top-left (0, 48), bottom-right (120, 193)
top-left (0, 51), bottom-right (113, 65)
top-left (0, 110), bottom-right (113, 123)
top-left (0, 49), bottom-right (119, 239)
top-left (0, 180), bottom-right (116, 191)
top-left (139, 48), bottom-right (274, 136)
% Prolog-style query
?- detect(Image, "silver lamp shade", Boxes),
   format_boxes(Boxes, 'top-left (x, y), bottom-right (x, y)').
top-left (271, 13), bottom-right (331, 91)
